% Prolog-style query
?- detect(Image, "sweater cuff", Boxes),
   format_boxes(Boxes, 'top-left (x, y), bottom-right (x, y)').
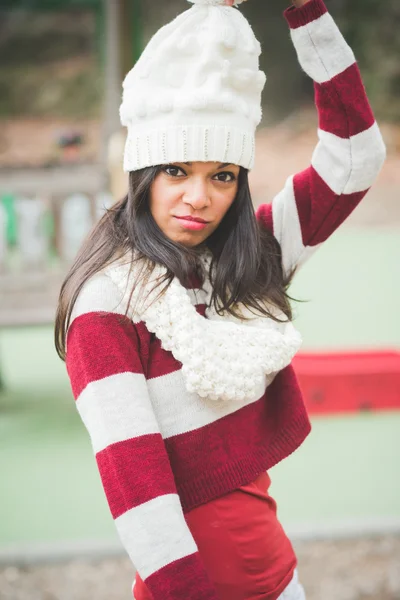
top-left (284, 0), bottom-right (328, 29)
top-left (145, 552), bottom-right (219, 600)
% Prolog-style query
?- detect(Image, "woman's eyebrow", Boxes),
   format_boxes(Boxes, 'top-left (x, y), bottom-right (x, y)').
top-left (182, 162), bottom-right (233, 169)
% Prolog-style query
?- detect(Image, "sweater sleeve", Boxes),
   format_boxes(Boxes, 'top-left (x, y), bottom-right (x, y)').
top-left (65, 273), bottom-right (219, 600)
top-left (256, 0), bottom-right (386, 276)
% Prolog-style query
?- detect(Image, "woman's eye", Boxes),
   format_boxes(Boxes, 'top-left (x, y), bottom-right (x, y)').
top-left (214, 172), bottom-right (236, 183)
top-left (162, 166), bottom-right (236, 182)
top-left (164, 165), bottom-right (185, 177)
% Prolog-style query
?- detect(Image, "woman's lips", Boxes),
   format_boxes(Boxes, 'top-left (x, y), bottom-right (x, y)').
top-left (174, 217), bottom-right (209, 231)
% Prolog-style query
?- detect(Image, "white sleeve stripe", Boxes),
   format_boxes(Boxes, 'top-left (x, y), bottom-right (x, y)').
top-left (344, 122), bottom-right (387, 194)
top-left (76, 372), bottom-right (159, 453)
top-left (312, 122), bottom-right (386, 196)
top-left (312, 131), bottom-right (351, 196)
top-left (290, 12), bottom-right (355, 84)
top-left (70, 272), bottom-right (128, 325)
top-left (115, 494), bottom-right (198, 580)
top-left (270, 179), bottom-right (323, 273)
top-left (70, 271), bottom-right (207, 328)
top-left (271, 176), bottom-right (305, 276)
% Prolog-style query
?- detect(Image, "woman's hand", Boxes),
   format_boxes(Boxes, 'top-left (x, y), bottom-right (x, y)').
top-left (291, 0), bottom-right (312, 6)
top-left (223, 0), bottom-right (311, 6)
top-left (223, 0), bottom-right (248, 6)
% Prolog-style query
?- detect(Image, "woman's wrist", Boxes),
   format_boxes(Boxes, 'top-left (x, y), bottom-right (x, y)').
top-left (291, 0), bottom-right (312, 7)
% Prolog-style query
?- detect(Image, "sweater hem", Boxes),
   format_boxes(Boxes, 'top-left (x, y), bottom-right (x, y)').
top-left (178, 411), bottom-right (311, 513)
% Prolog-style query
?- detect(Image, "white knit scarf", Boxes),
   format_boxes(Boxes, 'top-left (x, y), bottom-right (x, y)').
top-left (106, 252), bottom-right (302, 404)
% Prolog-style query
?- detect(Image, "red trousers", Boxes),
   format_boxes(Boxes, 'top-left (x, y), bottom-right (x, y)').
top-left (134, 472), bottom-right (296, 600)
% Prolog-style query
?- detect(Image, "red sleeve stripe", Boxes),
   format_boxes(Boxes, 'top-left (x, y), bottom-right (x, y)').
top-left (316, 64), bottom-right (375, 138)
top-left (114, 494), bottom-right (198, 580)
top-left (267, 167), bottom-right (368, 256)
top-left (293, 166), bottom-right (367, 246)
top-left (66, 311), bottom-right (143, 399)
top-left (257, 176), bottom-right (321, 276)
top-left (76, 372), bottom-right (160, 453)
top-left (97, 434), bottom-right (177, 519)
top-left (284, 0), bottom-right (327, 30)
top-left (144, 552), bottom-right (218, 600)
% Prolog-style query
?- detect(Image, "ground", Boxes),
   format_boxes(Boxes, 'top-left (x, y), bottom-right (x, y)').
top-left (0, 536), bottom-right (399, 600)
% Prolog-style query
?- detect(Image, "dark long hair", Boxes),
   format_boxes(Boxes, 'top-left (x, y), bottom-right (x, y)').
top-left (55, 165), bottom-right (295, 361)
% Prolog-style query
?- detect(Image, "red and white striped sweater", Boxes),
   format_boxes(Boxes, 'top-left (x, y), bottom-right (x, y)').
top-left (66, 1), bottom-right (386, 599)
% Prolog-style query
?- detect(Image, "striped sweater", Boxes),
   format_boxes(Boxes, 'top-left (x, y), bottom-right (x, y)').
top-left (65, 1), bottom-right (386, 599)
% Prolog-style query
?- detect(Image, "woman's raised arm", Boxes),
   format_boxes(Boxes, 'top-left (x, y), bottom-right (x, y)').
top-left (256, 0), bottom-right (386, 276)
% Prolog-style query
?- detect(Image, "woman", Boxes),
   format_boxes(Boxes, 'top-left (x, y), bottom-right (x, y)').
top-left (55, 0), bottom-right (386, 598)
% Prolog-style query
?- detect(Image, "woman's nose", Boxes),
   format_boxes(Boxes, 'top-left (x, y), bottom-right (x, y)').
top-left (183, 180), bottom-right (210, 209)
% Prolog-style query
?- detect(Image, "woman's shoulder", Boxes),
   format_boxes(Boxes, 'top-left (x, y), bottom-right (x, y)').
top-left (70, 260), bottom-right (132, 325)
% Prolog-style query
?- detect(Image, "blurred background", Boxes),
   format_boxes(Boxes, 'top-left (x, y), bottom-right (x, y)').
top-left (0, 0), bottom-right (399, 599)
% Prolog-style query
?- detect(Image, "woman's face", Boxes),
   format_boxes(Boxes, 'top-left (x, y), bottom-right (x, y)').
top-left (149, 161), bottom-right (240, 247)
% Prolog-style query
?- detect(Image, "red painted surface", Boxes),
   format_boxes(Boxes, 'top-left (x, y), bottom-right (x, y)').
top-left (292, 350), bottom-right (400, 415)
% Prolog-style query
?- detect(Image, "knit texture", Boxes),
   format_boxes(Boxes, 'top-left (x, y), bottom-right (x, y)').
top-left (66, 2), bottom-right (386, 599)
top-left (120, 0), bottom-right (265, 171)
top-left (106, 250), bottom-right (302, 404)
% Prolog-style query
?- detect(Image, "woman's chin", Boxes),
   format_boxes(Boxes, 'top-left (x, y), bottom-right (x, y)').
top-left (167, 231), bottom-right (208, 248)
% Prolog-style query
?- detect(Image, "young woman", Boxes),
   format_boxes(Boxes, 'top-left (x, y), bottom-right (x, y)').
top-left (55, 0), bottom-right (386, 598)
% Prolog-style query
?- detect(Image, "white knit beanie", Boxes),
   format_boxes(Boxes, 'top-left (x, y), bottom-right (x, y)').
top-left (120, 0), bottom-right (266, 172)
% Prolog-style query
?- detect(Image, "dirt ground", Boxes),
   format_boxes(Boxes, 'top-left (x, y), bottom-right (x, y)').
top-left (0, 535), bottom-right (399, 600)
top-left (0, 118), bottom-right (101, 169)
